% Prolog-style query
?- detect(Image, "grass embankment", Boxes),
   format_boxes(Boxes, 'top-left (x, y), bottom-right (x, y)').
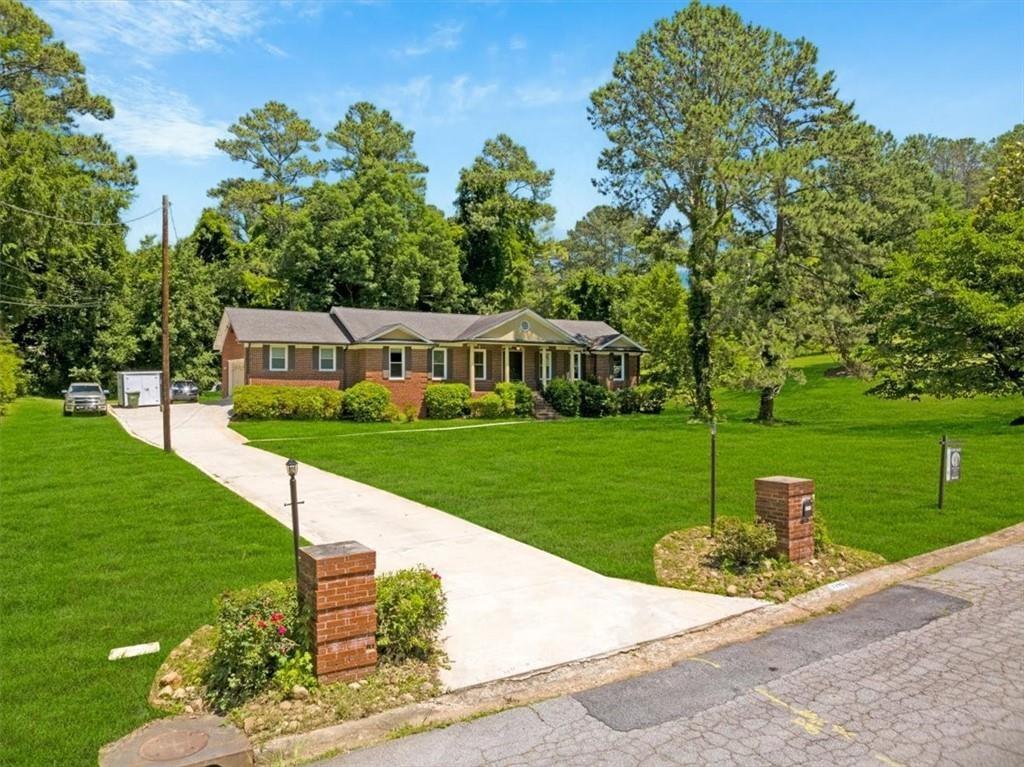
top-left (234, 358), bottom-right (1024, 584)
top-left (0, 398), bottom-right (294, 766)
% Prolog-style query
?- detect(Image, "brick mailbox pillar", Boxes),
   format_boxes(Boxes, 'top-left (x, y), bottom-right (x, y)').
top-left (754, 476), bottom-right (815, 564)
top-left (298, 541), bottom-right (377, 684)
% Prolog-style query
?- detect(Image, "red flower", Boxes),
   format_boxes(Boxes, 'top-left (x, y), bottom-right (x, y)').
top-left (257, 620), bottom-right (267, 629)
top-left (277, 625), bottom-right (287, 636)
top-left (431, 572), bottom-right (441, 580)
top-left (270, 612), bottom-right (284, 623)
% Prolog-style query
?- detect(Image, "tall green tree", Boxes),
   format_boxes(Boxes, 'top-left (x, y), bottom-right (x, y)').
top-left (0, 0), bottom-right (135, 391)
top-left (902, 134), bottom-right (992, 209)
top-left (326, 102), bottom-right (428, 190)
top-left (865, 208), bottom-right (1024, 421)
top-left (590, 1), bottom-right (767, 417)
top-left (455, 134), bottom-right (555, 311)
top-left (562, 205), bottom-right (652, 275)
top-left (209, 101), bottom-right (326, 241)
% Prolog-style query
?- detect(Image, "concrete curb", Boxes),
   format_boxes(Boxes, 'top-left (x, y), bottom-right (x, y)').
top-left (259, 521), bottom-right (1024, 765)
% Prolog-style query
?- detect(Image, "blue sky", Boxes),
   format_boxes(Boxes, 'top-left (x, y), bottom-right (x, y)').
top-left (34, 0), bottom-right (1024, 246)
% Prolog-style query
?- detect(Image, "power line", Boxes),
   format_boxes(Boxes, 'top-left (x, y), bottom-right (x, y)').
top-left (0, 200), bottom-right (162, 227)
top-left (169, 201), bottom-right (180, 243)
top-left (0, 297), bottom-right (105, 309)
top-left (0, 258), bottom-right (99, 299)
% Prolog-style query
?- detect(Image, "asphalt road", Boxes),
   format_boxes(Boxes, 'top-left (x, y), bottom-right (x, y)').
top-left (317, 544), bottom-right (1024, 767)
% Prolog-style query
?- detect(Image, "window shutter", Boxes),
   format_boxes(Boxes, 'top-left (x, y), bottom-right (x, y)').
top-left (405, 347), bottom-right (411, 379)
top-left (262, 345), bottom-right (270, 370)
top-left (337, 346), bottom-right (344, 376)
top-left (287, 345), bottom-right (296, 370)
top-left (312, 345), bottom-right (319, 370)
top-left (382, 347), bottom-right (389, 379)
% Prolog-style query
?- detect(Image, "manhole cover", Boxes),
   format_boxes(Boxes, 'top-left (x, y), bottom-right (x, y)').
top-left (138, 730), bottom-right (210, 760)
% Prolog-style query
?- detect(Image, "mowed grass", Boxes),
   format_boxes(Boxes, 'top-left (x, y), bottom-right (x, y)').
top-left (234, 358), bottom-right (1024, 584)
top-left (0, 399), bottom-right (295, 766)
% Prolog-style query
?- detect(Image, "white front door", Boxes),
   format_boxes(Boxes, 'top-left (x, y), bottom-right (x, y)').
top-left (228, 358), bottom-right (245, 396)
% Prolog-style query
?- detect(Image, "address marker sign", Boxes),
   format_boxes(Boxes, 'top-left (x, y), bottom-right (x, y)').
top-left (938, 435), bottom-right (962, 509)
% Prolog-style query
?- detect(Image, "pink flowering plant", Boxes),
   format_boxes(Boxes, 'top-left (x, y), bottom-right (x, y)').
top-left (204, 580), bottom-right (309, 710)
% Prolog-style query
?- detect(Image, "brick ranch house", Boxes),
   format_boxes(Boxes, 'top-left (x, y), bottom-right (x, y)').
top-left (214, 306), bottom-right (645, 412)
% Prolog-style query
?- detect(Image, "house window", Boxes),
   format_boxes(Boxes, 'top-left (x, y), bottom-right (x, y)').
top-left (318, 346), bottom-right (336, 372)
top-left (571, 351), bottom-right (582, 381)
top-left (269, 345), bottom-right (287, 371)
top-left (540, 349), bottom-right (553, 385)
top-left (431, 348), bottom-right (447, 380)
top-left (612, 352), bottom-right (625, 382)
top-left (473, 349), bottom-right (487, 381)
top-left (388, 348), bottom-right (404, 379)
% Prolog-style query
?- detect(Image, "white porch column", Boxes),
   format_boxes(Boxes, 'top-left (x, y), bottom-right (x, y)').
top-left (504, 346), bottom-right (510, 382)
top-left (469, 344), bottom-right (476, 394)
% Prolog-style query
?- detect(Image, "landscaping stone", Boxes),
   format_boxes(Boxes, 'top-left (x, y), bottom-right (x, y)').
top-left (292, 685), bottom-right (311, 700)
top-left (158, 685), bottom-right (173, 698)
top-left (159, 671), bottom-right (182, 688)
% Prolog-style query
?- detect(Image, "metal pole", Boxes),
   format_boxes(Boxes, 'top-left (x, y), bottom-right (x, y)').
top-left (160, 195), bottom-right (172, 453)
top-left (938, 433), bottom-right (946, 510)
top-left (289, 472), bottom-right (301, 585)
top-left (710, 418), bottom-right (717, 537)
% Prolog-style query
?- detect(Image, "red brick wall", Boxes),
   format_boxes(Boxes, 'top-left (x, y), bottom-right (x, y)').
top-left (755, 477), bottom-right (815, 564)
top-left (247, 344), bottom-right (345, 389)
top-left (591, 352), bottom-right (640, 389)
top-left (362, 346), bottom-right (432, 414)
top-left (467, 344), bottom-right (506, 392)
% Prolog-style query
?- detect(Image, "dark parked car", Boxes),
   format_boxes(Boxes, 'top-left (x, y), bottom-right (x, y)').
top-left (62, 382), bottom-right (108, 416)
top-left (170, 379), bottom-right (200, 402)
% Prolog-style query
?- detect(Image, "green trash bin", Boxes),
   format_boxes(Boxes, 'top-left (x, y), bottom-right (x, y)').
top-left (127, 392), bottom-right (140, 408)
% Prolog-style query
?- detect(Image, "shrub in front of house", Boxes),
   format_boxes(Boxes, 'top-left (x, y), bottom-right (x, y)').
top-left (712, 518), bottom-right (777, 571)
top-left (0, 340), bottom-right (25, 415)
top-left (204, 580), bottom-right (306, 710)
top-left (344, 381), bottom-right (392, 422)
top-left (376, 566), bottom-right (448, 663)
top-left (468, 392), bottom-right (505, 419)
top-left (423, 383), bottom-right (471, 419)
top-left (543, 378), bottom-right (581, 417)
top-left (232, 385), bottom-right (343, 420)
top-left (494, 380), bottom-right (534, 416)
top-left (617, 383), bottom-right (667, 415)
top-left (578, 380), bottom-right (617, 417)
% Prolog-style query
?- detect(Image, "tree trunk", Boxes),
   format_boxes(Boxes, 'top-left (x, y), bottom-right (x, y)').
top-left (686, 222), bottom-right (716, 420)
top-left (758, 387), bottom-right (775, 424)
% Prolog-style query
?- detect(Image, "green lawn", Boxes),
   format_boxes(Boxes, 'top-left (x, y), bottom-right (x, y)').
top-left (0, 399), bottom-right (295, 766)
top-left (234, 358), bottom-right (1024, 584)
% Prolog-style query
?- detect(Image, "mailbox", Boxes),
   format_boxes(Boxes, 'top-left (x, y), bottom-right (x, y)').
top-left (800, 496), bottom-right (814, 522)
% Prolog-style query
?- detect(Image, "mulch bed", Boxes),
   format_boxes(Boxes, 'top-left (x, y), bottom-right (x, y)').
top-left (653, 526), bottom-right (886, 602)
top-left (149, 626), bottom-right (444, 744)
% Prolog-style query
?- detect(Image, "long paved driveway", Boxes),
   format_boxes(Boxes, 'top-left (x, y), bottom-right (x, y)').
top-left (112, 403), bottom-right (763, 690)
top-left (317, 544), bottom-right (1024, 766)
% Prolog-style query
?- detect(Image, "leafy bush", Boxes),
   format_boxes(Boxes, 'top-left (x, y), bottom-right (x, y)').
top-left (403, 404), bottom-right (419, 422)
top-left (578, 381), bottom-right (617, 417)
top-left (713, 518), bottom-right (777, 570)
top-left (344, 381), bottom-right (392, 422)
top-left (469, 393), bottom-right (505, 419)
top-left (271, 651), bottom-right (317, 695)
top-left (0, 341), bottom-right (25, 415)
top-left (232, 385), bottom-right (343, 420)
top-left (634, 383), bottom-right (668, 414)
top-left (543, 378), bottom-right (580, 417)
top-left (495, 381), bottom-right (533, 416)
top-left (424, 383), bottom-right (471, 419)
top-left (376, 566), bottom-right (447, 663)
top-left (616, 386), bottom-right (641, 415)
top-left (813, 512), bottom-right (833, 555)
top-left (204, 581), bottom-right (306, 710)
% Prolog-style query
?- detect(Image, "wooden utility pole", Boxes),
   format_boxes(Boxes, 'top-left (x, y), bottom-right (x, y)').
top-left (161, 195), bottom-right (172, 453)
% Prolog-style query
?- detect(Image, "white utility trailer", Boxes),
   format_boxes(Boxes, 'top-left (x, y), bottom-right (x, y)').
top-left (117, 370), bottom-right (162, 407)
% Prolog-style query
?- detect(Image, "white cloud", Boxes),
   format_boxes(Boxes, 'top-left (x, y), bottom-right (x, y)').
top-left (41, 0), bottom-right (271, 63)
top-left (509, 35), bottom-right (528, 51)
top-left (333, 74), bottom-right (499, 125)
top-left (514, 72), bottom-right (608, 108)
top-left (82, 78), bottom-right (227, 161)
top-left (396, 22), bottom-right (464, 57)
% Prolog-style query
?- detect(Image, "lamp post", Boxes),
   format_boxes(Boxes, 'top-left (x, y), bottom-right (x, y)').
top-left (710, 418), bottom-right (717, 537)
top-left (286, 458), bottom-right (301, 587)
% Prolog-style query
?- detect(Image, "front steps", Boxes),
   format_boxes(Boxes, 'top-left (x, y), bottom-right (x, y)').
top-left (532, 391), bottom-right (559, 421)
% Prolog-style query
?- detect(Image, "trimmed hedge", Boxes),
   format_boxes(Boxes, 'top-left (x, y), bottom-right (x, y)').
top-left (232, 385), bottom-right (344, 420)
top-left (376, 566), bottom-right (447, 662)
top-left (543, 378), bottom-right (580, 417)
top-left (344, 381), bottom-right (392, 422)
top-left (495, 381), bottom-right (533, 417)
top-left (423, 383), bottom-right (471, 419)
top-left (578, 380), bottom-right (617, 417)
top-left (469, 393), bottom-right (506, 419)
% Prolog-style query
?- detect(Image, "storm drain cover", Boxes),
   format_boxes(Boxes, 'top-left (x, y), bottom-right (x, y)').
top-left (139, 730), bottom-right (210, 760)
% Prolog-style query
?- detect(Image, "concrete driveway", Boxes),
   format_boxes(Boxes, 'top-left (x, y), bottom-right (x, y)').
top-left (112, 403), bottom-right (763, 690)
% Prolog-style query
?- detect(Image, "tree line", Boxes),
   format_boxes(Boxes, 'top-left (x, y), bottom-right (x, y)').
top-left (1, 0), bottom-right (1020, 420)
